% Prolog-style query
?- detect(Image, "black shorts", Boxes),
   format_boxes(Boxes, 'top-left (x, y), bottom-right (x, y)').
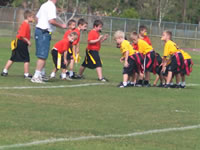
top-left (10, 39), bottom-right (30, 62)
top-left (133, 53), bottom-right (144, 73)
top-left (51, 49), bottom-right (66, 69)
top-left (155, 53), bottom-right (162, 75)
top-left (82, 50), bottom-right (102, 69)
top-left (145, 51), bottom-right (155, 72)
top-left (182, 59), bottom-right (192, 76)
top-left (168, 53), bottom-right (184, 74)
top-left (123, 56), bottom-right (137, 76)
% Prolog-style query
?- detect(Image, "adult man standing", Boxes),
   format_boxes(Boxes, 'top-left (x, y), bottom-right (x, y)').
top-left (31, 0), bottom-right (66, 83)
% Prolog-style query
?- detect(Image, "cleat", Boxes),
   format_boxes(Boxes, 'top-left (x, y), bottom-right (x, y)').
top-left (1, 72), bottom-right (8, 77)
top-left (24, 74), bottom-right (33, 79)
top-left (31, 77), bottom-right (45, 84)
top-left (117, 82), bottom-right (128, 88)
top-left (98, 77), bottom-right (109, 82)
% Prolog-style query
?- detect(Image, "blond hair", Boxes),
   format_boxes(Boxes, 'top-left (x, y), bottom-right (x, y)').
top-left (114, 30), bottom-right (125, 39)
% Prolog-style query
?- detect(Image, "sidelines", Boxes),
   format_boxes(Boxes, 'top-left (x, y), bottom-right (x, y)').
top-left (0, 83), bottom-right (105, 90)
top-left (0, 124), bottom-right (200, 149)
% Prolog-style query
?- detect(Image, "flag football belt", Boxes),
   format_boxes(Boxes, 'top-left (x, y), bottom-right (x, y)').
top-left (11, 38), bottom-right (18, 51)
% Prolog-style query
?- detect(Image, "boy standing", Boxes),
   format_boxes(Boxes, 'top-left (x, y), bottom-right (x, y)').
top-left (1, 10), bottom-right (34, 79)
top-left (138, 25), bottom-right (152, 45)
top-left (161, 31), bottom-right (184, 88)
top-left (77, 20), bottom-right (108, 81)
top-left (50, 32), bottom-right (78, 80)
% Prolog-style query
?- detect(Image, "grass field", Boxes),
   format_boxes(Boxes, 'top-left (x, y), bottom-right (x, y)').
top-left (0, 36), bottom-right (199, 150)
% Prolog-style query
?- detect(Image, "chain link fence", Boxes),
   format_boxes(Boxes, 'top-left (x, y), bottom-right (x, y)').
top-left (0, 7), bottom-right (200, 50)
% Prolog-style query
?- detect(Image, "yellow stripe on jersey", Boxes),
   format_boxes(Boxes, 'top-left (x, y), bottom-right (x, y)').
top-left (180, 49), bottom-right (191, 60)
top-left (120, 40), bottom-right (136, 57)
top-left (138, 39), bottom-right (153, 55)
top-left (163, 40), bottom-right (179, 57)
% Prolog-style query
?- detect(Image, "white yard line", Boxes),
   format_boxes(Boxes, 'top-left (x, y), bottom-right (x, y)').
top-left (0, 83), bottom-right (105, 90)
top-left (0, 124), bottom-right (199, 149)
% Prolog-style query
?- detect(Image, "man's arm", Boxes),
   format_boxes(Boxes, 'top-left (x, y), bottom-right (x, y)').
top-left (49, 19), bottom-right (66, 29)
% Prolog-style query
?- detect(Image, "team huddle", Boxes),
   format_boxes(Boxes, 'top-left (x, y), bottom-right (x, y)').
top-left (1, 9), bottom-right (193, 89)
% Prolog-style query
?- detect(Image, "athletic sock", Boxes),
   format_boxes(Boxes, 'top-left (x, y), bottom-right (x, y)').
top-left (69, 71), bottom-right (73, 77)
top-left (3, 69), bottom-right (8, 73)
top-left (41, 68), bottom-right (46, 77)
top-left (61, 73), bottom-right (66, 79)
top-left (50, 72), bottom-right (56, 78)
top-left (24, 73), bottom-right (29, 77)
top-left (33, 70), bottom-right (41, 78)
top-left (181, 82), bottom-right (186, 86)
top-left (123, 82), bottom-right (128, 86)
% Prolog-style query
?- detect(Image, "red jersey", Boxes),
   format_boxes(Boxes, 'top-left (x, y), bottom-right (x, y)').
top-left (87, 30), bottom-right (101, 51)
top-left (16, 21), bottom-right (31, 43)
top-left (63, 28), bottom-right (80, 45)
top-left (54, 39), bottom-right (71, 54)
top-left (132, 43), bottom-right (139, 51)
top-left (142, 36), bottom-right (152, 46)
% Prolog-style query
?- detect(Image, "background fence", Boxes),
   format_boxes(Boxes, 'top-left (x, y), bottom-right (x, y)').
top-left (0, 7), bottom-right (200, 50)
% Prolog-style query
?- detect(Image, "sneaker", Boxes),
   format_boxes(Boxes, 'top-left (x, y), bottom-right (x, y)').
top-left (76, 75), bottom-right (84, 79)
top-left (42, 76), bottom-right (49, 82)
top-left (175, 84), bottom-right (181, 89)
top-left (127, 82), bottom-right (136, 87)
top-left (164, 84), bottom-right (171, 88)
top-left (66, 76), bottom-right (72, 81)
top-left (24, 74), bottom-right (33, 79)
top-left (143, 83), bottom-right (151, 87)
top-left (180, 85), bottom-right (185, 88)
top-left (98, 77), bottom-right (109, 82)
top-left (157, 83), bottom-right (164, 88)
top-left (1, 72), bottom-right (8, 77)
top-left (135, 83), bottom-right (143, 87)
top-left (170, 84), bottom-right (177, 88)
top-left (31, 77), bottom-right (45, 84)
top-left (117, 82), bottom-right (128, 88)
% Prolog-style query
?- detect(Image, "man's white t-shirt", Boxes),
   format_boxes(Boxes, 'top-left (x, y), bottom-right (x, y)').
top-left (36, 0), bottom-right (56, 32)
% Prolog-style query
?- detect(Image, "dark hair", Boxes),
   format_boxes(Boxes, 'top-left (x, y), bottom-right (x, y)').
top-left (165, 30), bottom-right (173, 39)
top-left (24, 10), bottom-right (32, 19)
top-left (139, 25), bottom-right (147, 32)
top-left (131, 31), bottom-right (138, 37)
top-left (67, 19), bottom-right (76, 26)
top-left (78, 18), bottom-right (88, 26)
top-left (93, 20), bottom-right (103, 27)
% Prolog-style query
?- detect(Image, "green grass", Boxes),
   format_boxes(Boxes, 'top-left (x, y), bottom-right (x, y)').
top-left (0, 36), bottom-right (199, 150)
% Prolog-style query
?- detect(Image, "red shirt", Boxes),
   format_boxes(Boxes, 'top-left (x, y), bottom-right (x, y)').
top-left (63, 28), bottom-right (80, 45)
top-left (16, 21), bottom-right (31, 43)
top-left (132, 43), bottom-right (139, 51)
top-left (87, 30), bottom-right (101, 51)
top-left (54, 39), bottom-right (71, 54)
top-left (142, 36), bottom-right (152, 46)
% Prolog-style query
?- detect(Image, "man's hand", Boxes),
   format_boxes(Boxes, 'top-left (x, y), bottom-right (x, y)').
top-left (61, 24), bottom-right (67, 29)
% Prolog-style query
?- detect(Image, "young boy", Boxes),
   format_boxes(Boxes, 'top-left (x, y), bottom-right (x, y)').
top-left (130, 32), bottom-right (156, 87)
top-left (114, 30), bottom-right (140, 88)
top-left (77, 20), bottom-right (108, 81)
top-left (180, 49), bottom-right (193, 88)
top-left (50, 32), bottom-right (78, 80)
top-left (161, 30), bottom-right (184, 88)
top-left (1, 10), bottom-right (34, 79)
top-left (139, 25), bottom-right (152, 46)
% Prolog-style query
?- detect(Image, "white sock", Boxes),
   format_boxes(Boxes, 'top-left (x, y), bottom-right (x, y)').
top-left (33, 70), bottom-right (41, 78)
top-left (3, 69), bottom-right (8, 73)
top-left (131, 82), bottom-right (136, 85)
top-left (50, 72), bottom-right (56, 78)
top-left (170, 82), bottom-right (174, 86)
top-left (24, 73), bottom-right (29, 77)
top-left (61, 73), bottom-right (66, 79)
top-left (181, 82), bottom-right (186, 86)
top-left (41, 68), bottom-right (46, 77)
top-left (123, 82), bottom-right (128, 86)
top-left (69, 71), bottom-right (73, 77)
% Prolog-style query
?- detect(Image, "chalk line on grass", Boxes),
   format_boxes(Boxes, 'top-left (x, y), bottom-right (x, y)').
top-left (0, 124), bottom-right (200, 149)
top-left (0, 83), bottom-right (105, 90)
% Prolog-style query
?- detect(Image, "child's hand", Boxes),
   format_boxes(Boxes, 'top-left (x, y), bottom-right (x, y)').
top-left (103, 34), bottom-right (109, 40)
top-left (124, 61), bottom-right (129, 68)
top-left (27, 41), bottom-right (31, 46)
top-left (64, 59), bottom-right (68, 65)
top-left (120, 57), bottom-right (124, 63)
top-left (99, 35), bottom-right (104, 40)
top-left (161, 66), bottom-right (166, 73)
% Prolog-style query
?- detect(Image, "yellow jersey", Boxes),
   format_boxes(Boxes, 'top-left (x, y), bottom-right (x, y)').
top-left (138, 39), bottom-right (153, 55)
top-left (120, 40), bottom-right (136, 57)
top-left (180, 49), bottom-right (191, 60)
top-left (163, 40), bottom-right (179, 57)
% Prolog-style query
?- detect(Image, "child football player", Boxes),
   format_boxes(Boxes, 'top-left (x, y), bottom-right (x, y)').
top-left (1, 10), bottom-right (34, 79)
top-left (139, 25), bottom-right (152, 46)
top-left (50, 32), bottom-right (78, 80)
top-left (161, 30), bottom-right (184, 88)
top-left (77, 20), bottom-right (109, 81)
top-left (114, 30), bottom-right (140, 88)
top-left (130, 32), bottom-right (156, 87)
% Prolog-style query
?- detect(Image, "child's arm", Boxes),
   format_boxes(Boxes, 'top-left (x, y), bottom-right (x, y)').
top-left (161, 57), bottom-right (167, 72)
top-left (21, 37), bottom-right (31, 46)
top-left (124, 51), bottom-right (129, 67)
top-left (63, 51), bottom-right (68, 65)
top-left (88, 35), bottom-right (103, 44)
top-left (100, 34), bottom-right (109, 43)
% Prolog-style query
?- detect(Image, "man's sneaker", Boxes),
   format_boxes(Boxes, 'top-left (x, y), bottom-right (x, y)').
top-left (24, 74), bottom-right (33, 79)
top-left (117, 82), bottom-right (128, 88)
top-left (98, 77), bottom-right (108, 82)
top-left (164, 84), bottom-right (171, 88)
top-left (31, 77), bottom-right (45, 84)
top-left (1, 72), bottom-right (8, 77)
top-left (42, 76), bottom-right (49, 82)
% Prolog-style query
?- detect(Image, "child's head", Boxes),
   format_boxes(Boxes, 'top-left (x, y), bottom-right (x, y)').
top-left (24, 10), bottom-right (34, 23)
top-left (139, 25), bottom-right (148, 36)
top-left (67, 19), bottom-right (76, 30)
top-left (93, 20), bottom-right (103, 32)
top-left (68, 32), bottom-right (78, 42)
top-left (114, 30), bottom-right (125, 45)
top-left (130, 32), bottom-right (139, 44)
top-left (161, 30), bottom-right (172, 41)
top-left (78, 18), bottom-right (88, 31)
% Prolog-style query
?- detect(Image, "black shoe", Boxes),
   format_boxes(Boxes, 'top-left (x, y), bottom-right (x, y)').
top-left (98, 77), bottom-right (109, 82)
top-left (117, 82), bottom-right (128, 88)
top-left (164, 84), bottom-right (171, 88)
top-left (157, 83), bottom-right (164, 88)
top-left (1, 72), bottom-right (8, 77)
top-left (143, 83), bottom-right (151, 87)
top-left (170, 84), bottom-right (177, 88)
top-left (135, 83), bottom-right (143, 87)
top-left (127, 82), bottom-right (136, 87)
top-left (24, 74), bottom-right (32, 79)
top-left (175, 84), bottom-right (181, 89)
top-left (42, 76), bottom-right (49, 82)
top-left (76, 75), bottom-right (84, 79)
top-left (180, 85), bottom-right (185, 88)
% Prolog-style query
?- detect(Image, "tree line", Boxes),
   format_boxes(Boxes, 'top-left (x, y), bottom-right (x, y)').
top-left (1, 0), bottom-right (200, 24)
